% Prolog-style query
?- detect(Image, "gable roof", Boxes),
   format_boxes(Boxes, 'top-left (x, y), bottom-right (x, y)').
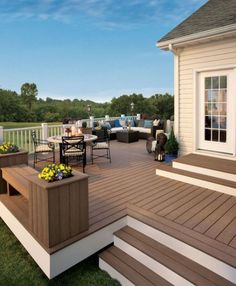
top-left (158, 0), bottom-right (236, 48)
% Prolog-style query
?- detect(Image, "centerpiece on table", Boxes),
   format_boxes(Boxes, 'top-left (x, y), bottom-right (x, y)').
top-left (38, 163), bottom-right (73, 182)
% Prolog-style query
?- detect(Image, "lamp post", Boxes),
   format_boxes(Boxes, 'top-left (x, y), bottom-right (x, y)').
top-left (87, 104), bottom-right (91, 118)
top-left (130, 102), bottom-right (134, 116)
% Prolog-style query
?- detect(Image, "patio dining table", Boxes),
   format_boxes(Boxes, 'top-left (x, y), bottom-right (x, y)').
top-left (47, 134), bottom-right (97, 164)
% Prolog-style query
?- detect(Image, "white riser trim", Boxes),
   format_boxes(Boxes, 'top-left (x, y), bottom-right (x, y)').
top-left (50, 217), bottom-right (127, 278)
top-left (127, 216), bottom-right (236, 284)
top-left (99, 258), bottom-right (135, 286)
top-left (156, 169), bottom-right (235, 196)
top-left (0, 200), bottom-right (127, 279)
top-left (114, 236), bottom-right (194, 286)
top-left (0, 201), bottom-right (51, 277)
top-left (173, 161), bottom-right (236, 182)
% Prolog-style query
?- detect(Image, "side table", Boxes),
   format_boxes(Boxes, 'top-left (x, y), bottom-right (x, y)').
top-left (116, 130), bottom-right (139, 143)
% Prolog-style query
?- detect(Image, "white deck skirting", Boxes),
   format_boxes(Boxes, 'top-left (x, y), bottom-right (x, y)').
top-left (0, 200), bottom-right (126, 279)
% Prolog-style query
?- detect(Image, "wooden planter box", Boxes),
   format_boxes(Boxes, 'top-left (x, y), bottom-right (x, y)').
top-left (27, 170), bottom-right (89, 248)
top-left (0, 150), bottom-right (28, 194)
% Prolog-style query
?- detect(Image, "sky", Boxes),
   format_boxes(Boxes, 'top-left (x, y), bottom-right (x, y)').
top-left (0, 0), bottom-right (207, 103)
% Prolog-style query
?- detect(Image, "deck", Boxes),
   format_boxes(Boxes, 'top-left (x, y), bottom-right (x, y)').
top-left (1, 140), bottom-right (236, 266)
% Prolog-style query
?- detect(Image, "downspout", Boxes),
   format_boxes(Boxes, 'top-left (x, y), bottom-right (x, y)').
top-left (169, 43), bottom-right (180, 142)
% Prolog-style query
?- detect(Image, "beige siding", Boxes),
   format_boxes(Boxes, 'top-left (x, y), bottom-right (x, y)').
top-left (178, 37), bottom-right (236, 155)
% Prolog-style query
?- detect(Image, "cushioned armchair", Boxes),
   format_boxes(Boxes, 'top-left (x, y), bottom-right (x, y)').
top-left (91, 129), bottom-right (111, 164)
top-left (31, 130), bottom-right (55, 168)
top-left (61, 135), bottom-right (86, 173)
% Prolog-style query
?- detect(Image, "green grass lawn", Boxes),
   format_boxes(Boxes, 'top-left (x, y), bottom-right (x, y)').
top-left (0, 122), bottom-right (61, 129)
top-left (0, 219), bottom-right (120, 286)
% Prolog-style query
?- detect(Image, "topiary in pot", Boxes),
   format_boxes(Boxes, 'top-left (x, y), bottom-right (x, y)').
top-left (165, 127), bottom-right (179, 156)
top-left (82, 121), bottom-right (87, 128)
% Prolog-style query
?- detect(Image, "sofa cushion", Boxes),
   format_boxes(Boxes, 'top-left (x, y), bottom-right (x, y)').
top-left (114, 119), bottom-right (122, 127)
top-left (137, 119), bottom-right (144, 127)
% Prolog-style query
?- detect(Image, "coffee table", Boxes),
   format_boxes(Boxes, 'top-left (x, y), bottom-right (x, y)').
top-left (116, 130), bottom-right (139, 143)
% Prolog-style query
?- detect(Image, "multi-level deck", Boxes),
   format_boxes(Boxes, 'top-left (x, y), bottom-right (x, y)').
top-left (0, 140), bottom-right (236, 284)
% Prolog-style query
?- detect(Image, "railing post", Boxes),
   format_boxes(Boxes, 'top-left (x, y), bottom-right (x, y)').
top-left (0, 126), bottom-right (3, 143)
top-left (42, 123), bottom-right (48, 141)
top-left (89, 116), bottom-right (94, 128)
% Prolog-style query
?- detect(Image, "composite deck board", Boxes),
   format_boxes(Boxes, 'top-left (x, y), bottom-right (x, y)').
top-left (166, 189), bottom-right (213, 222)
top-left (174, 153), bottom-right (236, 175)
top-left (157, 185), bottom-right (207, 217)
top-left (183, 193), bottom-right (230, 229)
top-left (193, 197), bottom-right (236, 234)
top-left (1, 140), bottom-right (235, 262)
top-left (148, 184), bottom-right (202, 213)
top-left (205, 204), bottom-right (236, 240)
top-left (173, 191), bottom-right (221, 225)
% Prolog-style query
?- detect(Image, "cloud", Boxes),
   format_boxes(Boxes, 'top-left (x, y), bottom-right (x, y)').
top-left (0, 0), bottom-right (208, 29)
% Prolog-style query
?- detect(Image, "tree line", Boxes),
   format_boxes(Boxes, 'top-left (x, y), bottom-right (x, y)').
top-left (0, 83), bottom-right (174, 122)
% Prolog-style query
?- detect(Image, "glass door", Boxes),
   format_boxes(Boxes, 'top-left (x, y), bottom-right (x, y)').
top-left (198, 70), bottom-right (235, 155)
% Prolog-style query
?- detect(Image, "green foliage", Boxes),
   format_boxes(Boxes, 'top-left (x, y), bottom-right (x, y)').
top-left (0, 219), bottom-right (120, 286)
top-left (0, 85), bottom-right (174, 122)
top-left (20, 83), bottom-right (38, 111)
top-left (165, 128), bottom-right (179, 155)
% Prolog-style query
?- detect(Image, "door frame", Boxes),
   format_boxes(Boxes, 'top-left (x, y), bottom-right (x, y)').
top-left (193, 65), bottom-right (236, 157)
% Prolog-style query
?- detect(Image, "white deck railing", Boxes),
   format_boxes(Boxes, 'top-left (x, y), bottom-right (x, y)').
top-left (0, 116), bottom-right (137, 153)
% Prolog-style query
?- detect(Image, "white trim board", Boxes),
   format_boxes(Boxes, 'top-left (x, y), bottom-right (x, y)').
top-left (127, 216), bottom-right (236, 284)
top-left (173, 161), bottom-right (236, 182)
top-left (156, 168), bottom-right (236, 196)
top-left (114, 236), bottom-right (193, 286)
top-left (0, 200), bottom-right (127, 279)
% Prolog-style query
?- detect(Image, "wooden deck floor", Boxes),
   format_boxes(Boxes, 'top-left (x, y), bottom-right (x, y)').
top-left (2, 140), bottom-right (236, 266)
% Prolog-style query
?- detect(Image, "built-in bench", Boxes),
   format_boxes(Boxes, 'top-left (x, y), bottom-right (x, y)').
top-left (1, 164), bottom-right (89, 249)
top-left (2, 164), bottom-right (37, 199)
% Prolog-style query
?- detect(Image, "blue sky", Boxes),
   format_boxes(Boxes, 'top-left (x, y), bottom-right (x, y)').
top-left (0, 0), bottom-right (207, 102)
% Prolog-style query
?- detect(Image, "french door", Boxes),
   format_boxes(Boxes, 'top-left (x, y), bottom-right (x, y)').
top-left (198, 70), bottom-right (235, 155)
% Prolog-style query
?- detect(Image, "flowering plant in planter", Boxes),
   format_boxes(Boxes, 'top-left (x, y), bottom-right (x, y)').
top-left (38, 163), bottom-right (73, 182)
top-left (0, 142), bottom-right (19, 154)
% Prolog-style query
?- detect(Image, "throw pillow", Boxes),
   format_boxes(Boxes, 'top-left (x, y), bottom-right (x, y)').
top-left (144, 120), bottom-right (153, 128)
top-left (114, 119), bottom-right (122, 127)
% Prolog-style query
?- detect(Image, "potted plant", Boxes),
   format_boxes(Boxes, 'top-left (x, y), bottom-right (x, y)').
top-left (81, 121), bottom-right (92, 134)
top-left (165, 128), bottom-right (179, 162)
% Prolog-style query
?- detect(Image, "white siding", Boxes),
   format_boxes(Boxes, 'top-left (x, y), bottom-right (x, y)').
top-left (178, 37), bottom-right (236, 155)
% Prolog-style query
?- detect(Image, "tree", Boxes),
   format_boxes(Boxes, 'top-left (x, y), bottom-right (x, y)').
top-left (20, 83), bottom-right (38, 111)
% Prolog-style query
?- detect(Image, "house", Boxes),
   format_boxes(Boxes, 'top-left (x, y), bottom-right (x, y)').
top-left (0, 1), bottom-right (236, 285)
top-left (157, 0), bottom-right (236, 159)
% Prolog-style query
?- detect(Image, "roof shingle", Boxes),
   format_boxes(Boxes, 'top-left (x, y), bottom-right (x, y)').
top-left (158, 0), bottom-right (236, 43)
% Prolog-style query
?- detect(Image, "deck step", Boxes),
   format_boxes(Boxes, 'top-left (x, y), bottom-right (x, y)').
top-left (113, 226), bottom-right (234, 286)
top-left (156, 164), bottom-right (236, 196)
top-left (173, 154), bottom-right (236, 182)
top-left (99, 246), bottom-right (171, 286)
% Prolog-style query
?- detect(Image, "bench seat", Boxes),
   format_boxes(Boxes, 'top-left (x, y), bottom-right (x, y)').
top-left (1, 164), bottom-right (38, 200)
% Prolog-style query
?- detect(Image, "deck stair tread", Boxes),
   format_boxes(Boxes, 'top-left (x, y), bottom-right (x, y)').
top-left (100, 245), bottom-right (172, 286)
top-left (114, 226), bottom-right (234, 286)
top-left (128, 204), bottom-right (236, 268)
top-left (174, 154), bottom-right (236, 175)
top-left (157, 164), bottom-right (236, 189)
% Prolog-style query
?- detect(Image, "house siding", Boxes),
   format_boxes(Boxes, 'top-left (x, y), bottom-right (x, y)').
top-left (178, 37), bottom-right (236, 155)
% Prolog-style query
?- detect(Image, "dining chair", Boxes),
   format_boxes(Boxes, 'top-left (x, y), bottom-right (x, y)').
top-left (91, 128), bottom-right (111, 164)
top-left (31, 130), bottom-right (55, 168)
top-left (61, 135), bottom-right (86, 173)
